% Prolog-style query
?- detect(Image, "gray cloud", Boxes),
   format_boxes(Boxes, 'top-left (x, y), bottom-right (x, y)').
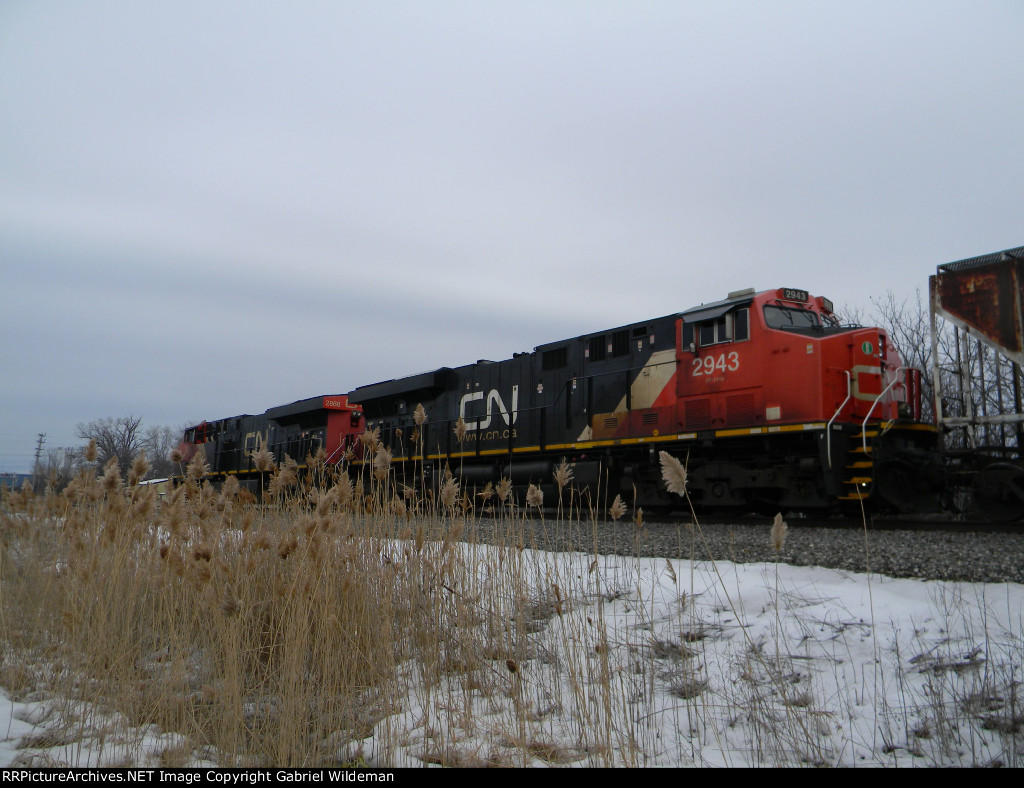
top-left (2, 0), bottom-right (1022, 470)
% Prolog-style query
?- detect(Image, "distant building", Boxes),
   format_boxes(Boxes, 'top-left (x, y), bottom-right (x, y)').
top-left (0, 473), bottom-right (32, 490)
top-left (139, 478), bottom-right (170, 498)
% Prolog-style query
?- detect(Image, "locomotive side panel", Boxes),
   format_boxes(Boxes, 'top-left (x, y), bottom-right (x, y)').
top-left (677, 296), bottom-right (760, 431)
top-left (582, 314), bottom-right (679, 442)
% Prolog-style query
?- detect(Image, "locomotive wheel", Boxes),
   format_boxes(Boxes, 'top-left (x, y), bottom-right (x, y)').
top-left (873, 459), bottom-right (912, 509)
top-left (972, 462), bottom-right (1024, 522)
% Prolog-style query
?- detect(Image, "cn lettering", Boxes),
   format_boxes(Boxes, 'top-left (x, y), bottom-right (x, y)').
top-left (458, 386), bottom-right (519, 431)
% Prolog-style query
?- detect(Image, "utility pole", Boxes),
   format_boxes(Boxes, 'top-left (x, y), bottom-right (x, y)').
top-left (32, 433), bottom-right (45, 492)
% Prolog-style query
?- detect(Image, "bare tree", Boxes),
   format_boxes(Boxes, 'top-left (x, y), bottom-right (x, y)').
top-left (37, 446), bottom-right (81, 492)
top-left (871, 290), bottom-right (942, 423)
top-left (832, 302), bottom-right (866, 327)
top-left (871, 289), bottom-right (1022, 450)
top-left (141, 424), bottom-right (185, 479)
top-left (76, 415), bottom-right (145, 477)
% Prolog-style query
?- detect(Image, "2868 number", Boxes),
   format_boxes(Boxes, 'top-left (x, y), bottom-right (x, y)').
top-left (692, 351), bottom-right (740, 376)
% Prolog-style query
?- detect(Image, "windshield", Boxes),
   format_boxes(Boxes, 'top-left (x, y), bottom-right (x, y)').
top-left (763, 304), bottom-right (821, 330)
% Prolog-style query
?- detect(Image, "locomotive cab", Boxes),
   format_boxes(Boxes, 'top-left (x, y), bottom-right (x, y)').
top-left (676, 287), bottom-right (915, 432)
top-left (671, 286), bottom-right (932, 512)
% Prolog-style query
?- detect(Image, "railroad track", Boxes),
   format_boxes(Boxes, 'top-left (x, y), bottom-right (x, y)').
top-left (463, 510), bottom-right (1024, 584)
top-left (680, 512), bottom-right (1023, 534)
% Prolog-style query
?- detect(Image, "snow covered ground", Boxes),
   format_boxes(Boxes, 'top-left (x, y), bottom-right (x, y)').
top-left (3, 547), bottom-right (1022, 768)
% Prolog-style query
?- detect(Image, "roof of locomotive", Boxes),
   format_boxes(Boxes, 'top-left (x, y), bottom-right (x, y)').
top-left (349, 287), bottom-right (826, 406)
top-left (348, 368), bottom-right (454, 405)
top-left (534, 290), bottom-right (759, 354)
top-left (263, 394), bottom-right (350, 420)
top-left (186, 393), bottom-right (354, 430)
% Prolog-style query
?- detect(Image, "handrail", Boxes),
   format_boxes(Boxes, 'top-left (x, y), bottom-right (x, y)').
top-left (861, 367), bottom-right (905, 455)
top-left (826, 370), bottom-right (852, 469)
top-left (325, 443), bottom-right (346, 465)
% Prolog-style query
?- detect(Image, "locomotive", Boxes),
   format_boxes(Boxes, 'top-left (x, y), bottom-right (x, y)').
top-left (179, 285), bottom-right (945, 516)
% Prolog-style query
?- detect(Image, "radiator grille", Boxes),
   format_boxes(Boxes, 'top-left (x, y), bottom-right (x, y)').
top-left (684, 399), bottom-right (711, 429)
top-left (726, 393), bottom-right (756, 424)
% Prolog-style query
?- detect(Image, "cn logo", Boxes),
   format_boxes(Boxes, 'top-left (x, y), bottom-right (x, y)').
top-left (459, 386), bottom-right (519, 431)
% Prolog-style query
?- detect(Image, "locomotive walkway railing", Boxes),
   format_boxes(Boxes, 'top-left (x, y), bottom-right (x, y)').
top-left (861, 367), bottom-right (905, 455)
top-left (826, 366), bottom-right (908, 468)
top-left (826, 370), bottom-right (852, 469)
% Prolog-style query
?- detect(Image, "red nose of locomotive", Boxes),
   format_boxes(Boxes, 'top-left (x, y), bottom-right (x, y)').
top-left (827, 325), bottom-right (908, 425)
top-left (677, 288), bottom-right (919, 431)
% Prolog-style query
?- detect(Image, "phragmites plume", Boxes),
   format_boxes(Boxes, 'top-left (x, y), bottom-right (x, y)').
top-left (128, 452), bottom-right (150, 487)
top-left (218, 474), bottom-right (240, 508)
top-left (251, 438), bottom-right (276, 473)
top-left (609, 494), bottom-right (628, 521)
top-left (553, 458), bottom-right (573, 490)
top-left (169, 447), bottom-right (183, 464)
top-left (130, 483), bottom-right (157, 521)
top-left (373, 444), bottom-right (393, 481)
top-left (187, 449), bottom-right (210, 482)
top-left (336, 473), bottom-right (354, 508)
top-left (269, 456), bottom-right (298, 496)
top-left (413, 403), bottom-right (427, 426)
top-left (477, 481), bottom-right (494, 503)
top-left (360, 426), bottom-right (381, 450)
top-left (659, 451), bottom-right (688, 497)
top-left (85, 438), bottom-right (98, 464)
top-left (440, 476), bottom-right (459, 510)
top-left (526, 483), bottom-right (543, 509)
top-left (496, 477), bottom-right (512, 503)
top-left (770, 512), bottom-right (788, 553)
top-left (453, 417), bottom-right (468, 443)
top-left (101, 457), bottom-right (122, 493)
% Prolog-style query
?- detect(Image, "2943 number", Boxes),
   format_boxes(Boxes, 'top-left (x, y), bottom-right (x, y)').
top-left (691, 351), bottom-right (739, 376)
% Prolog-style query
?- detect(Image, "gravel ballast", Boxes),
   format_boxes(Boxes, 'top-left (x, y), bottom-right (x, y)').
top-left (462, 516), bottom-right (1024, 585)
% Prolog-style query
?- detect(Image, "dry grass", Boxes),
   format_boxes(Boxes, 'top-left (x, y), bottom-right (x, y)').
top-left (1, 451), bottom-right (1022, 767)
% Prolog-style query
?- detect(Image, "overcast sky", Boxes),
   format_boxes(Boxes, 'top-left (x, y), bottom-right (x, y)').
top-left (1, 1), bottom-right (1022, 472)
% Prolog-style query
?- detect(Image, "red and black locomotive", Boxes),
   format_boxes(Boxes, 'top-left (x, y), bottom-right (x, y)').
top-left (180, 284), bottom-right (946, 516)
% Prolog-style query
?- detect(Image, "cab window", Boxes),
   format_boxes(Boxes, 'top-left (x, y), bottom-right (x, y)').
top-left (763, 305), bottom-right (820, 330)
top-left (683, 308), bottom-right (749, 349)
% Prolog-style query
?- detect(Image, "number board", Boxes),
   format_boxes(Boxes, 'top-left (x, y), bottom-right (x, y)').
top-left (781, 288), bottom-right (809, 302)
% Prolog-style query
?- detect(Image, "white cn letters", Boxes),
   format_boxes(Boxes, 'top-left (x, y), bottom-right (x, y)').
top-left (459, 385), bottom-right (519, 431)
